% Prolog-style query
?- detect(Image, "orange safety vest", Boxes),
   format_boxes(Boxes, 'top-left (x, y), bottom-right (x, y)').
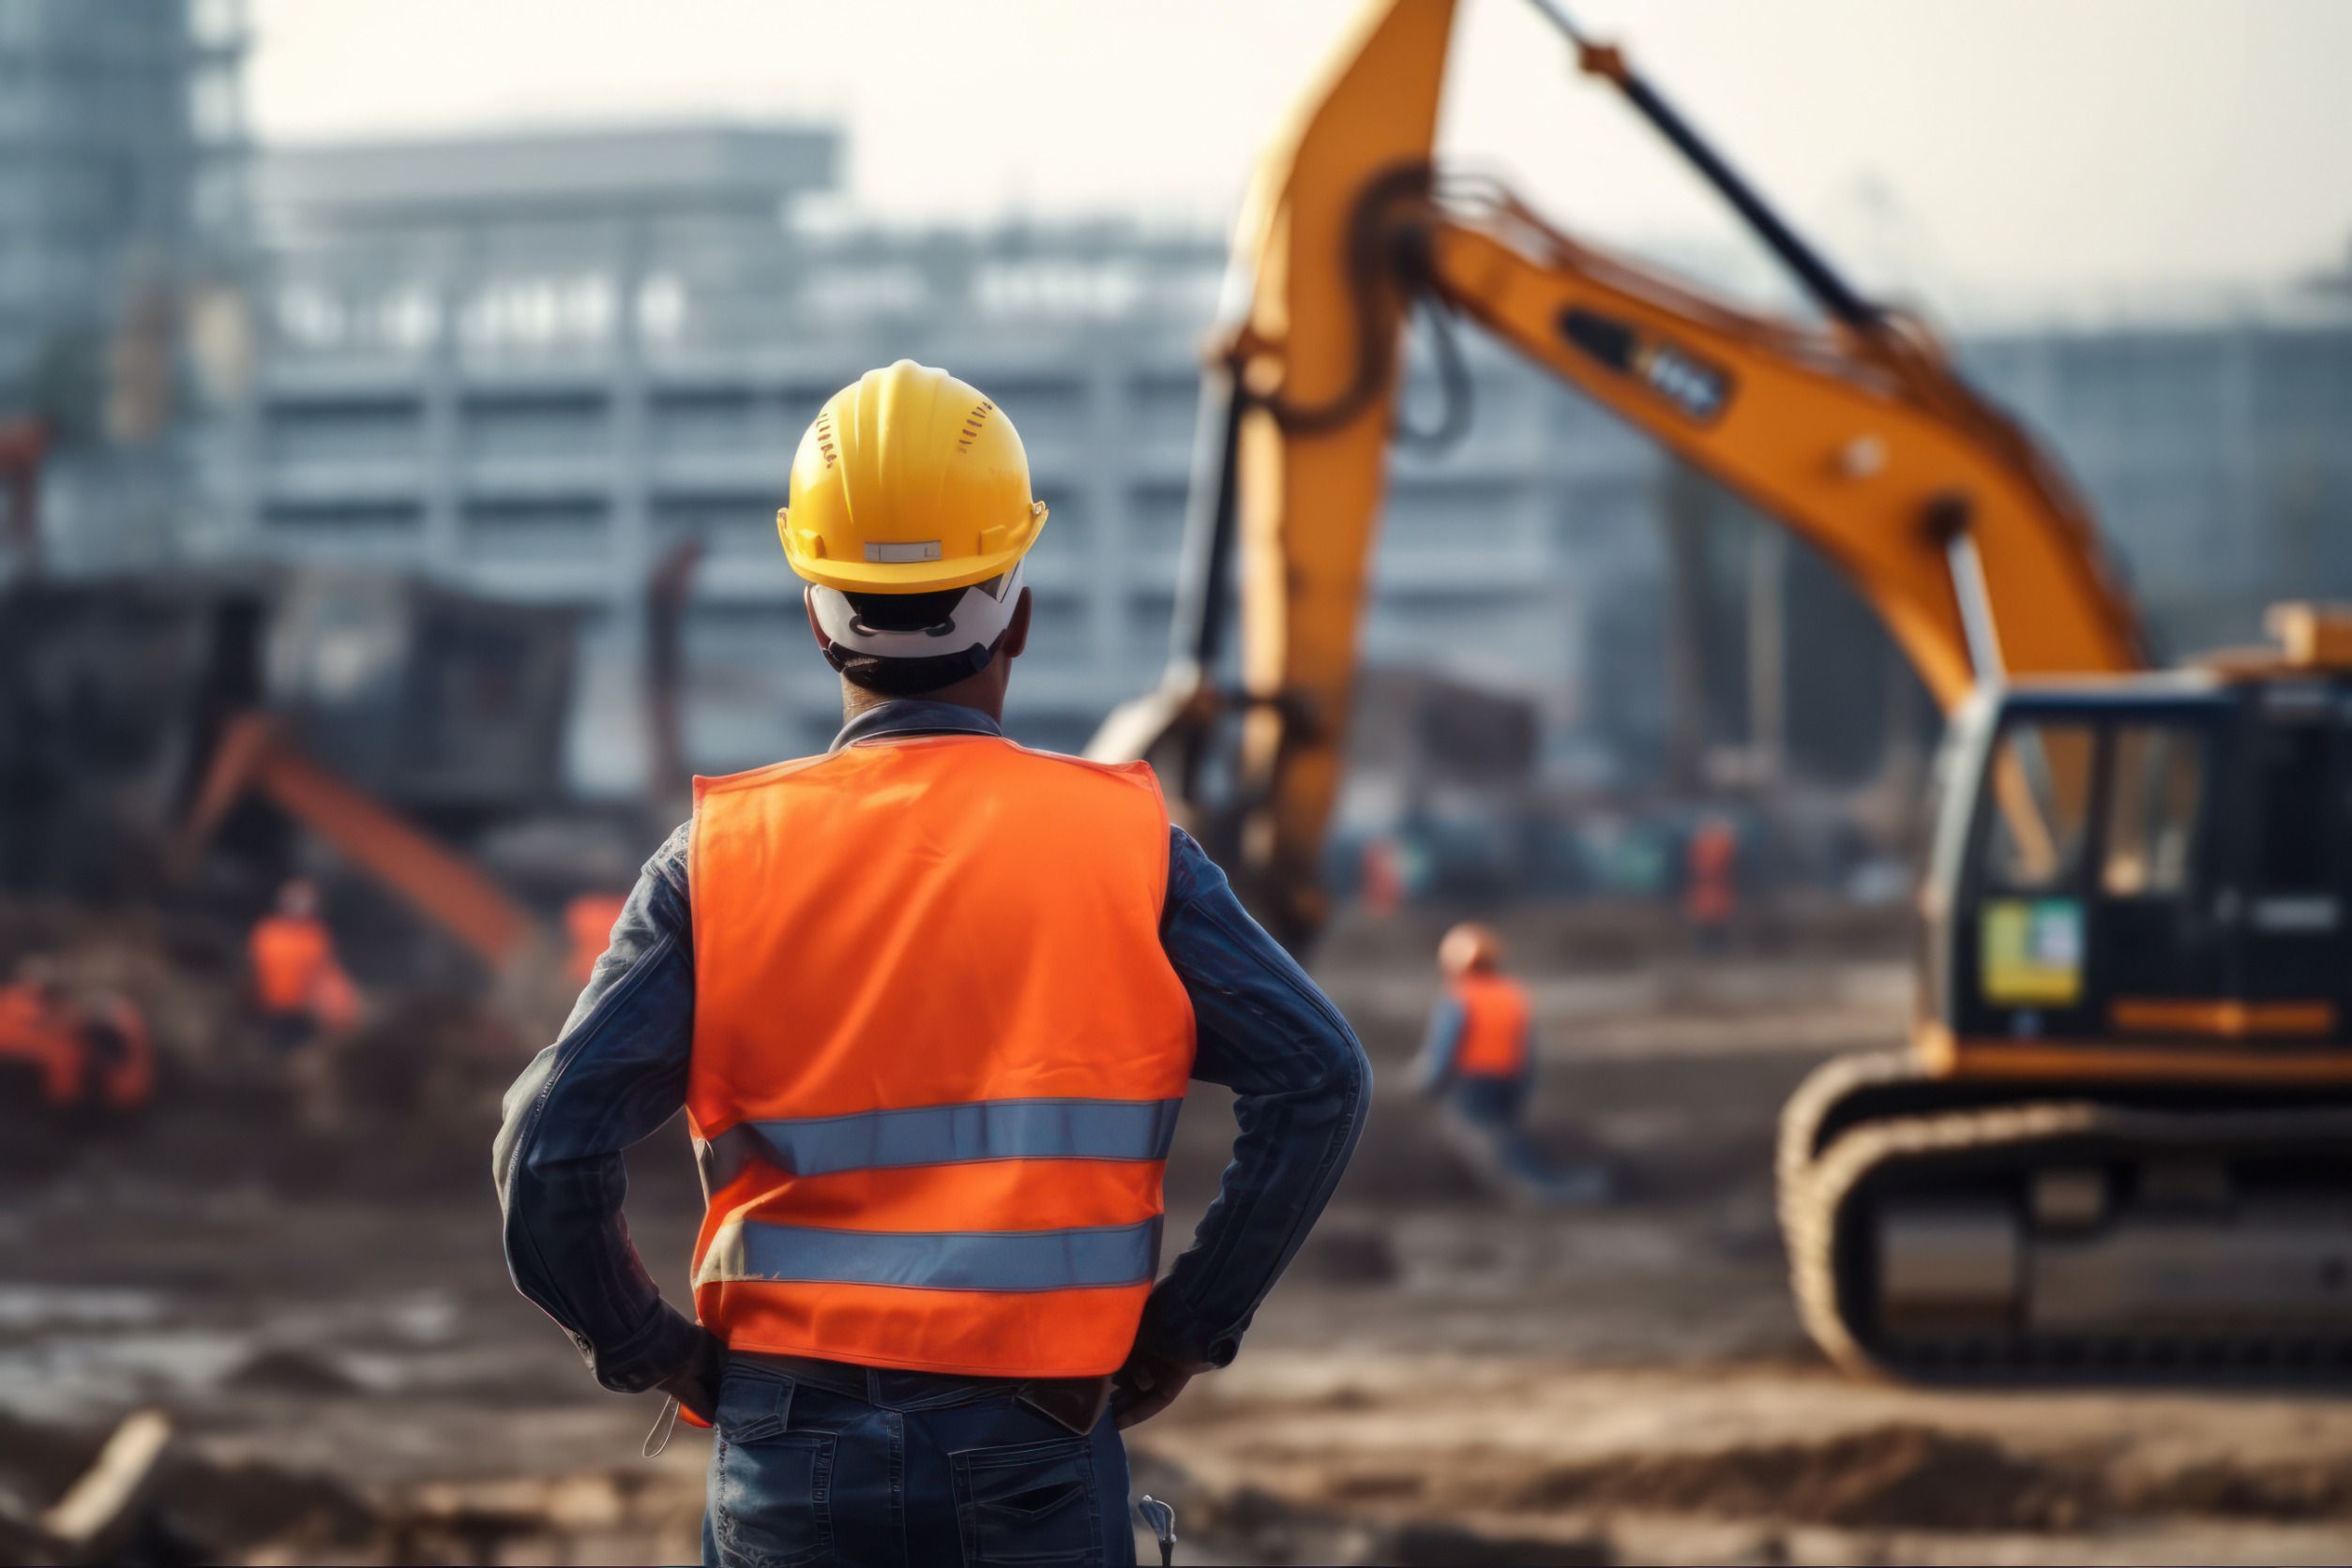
top-left (1450, 972), bottom-right (1532, 1078)
top-left (0, 983), bottom-right (84, 1106)
top-left (686, 734), bottom-right (1197, 1380)
top-left (250, 914), bottom-right (335, 1016)
top-left (1686, 824), bottom-right (1737, 925)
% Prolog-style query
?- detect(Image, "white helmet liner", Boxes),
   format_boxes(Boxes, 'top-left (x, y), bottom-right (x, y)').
top-left (808, 561), bottom-right (1026, 660)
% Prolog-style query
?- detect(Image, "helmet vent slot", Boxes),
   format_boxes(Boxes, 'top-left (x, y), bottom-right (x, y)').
top-left (956, 400), bottom-right (995, 453)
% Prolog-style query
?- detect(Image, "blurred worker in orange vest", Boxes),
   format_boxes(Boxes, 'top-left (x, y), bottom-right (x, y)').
top-left (249, 879), bottom-right (360, 1054)
top-left (1360, 837), bottom-right (1405, 919)
top-left (563, 891), bottom-right (630, 987)
top-left (0, 957), bottom-right (155, 1114)
top-left (0, 957), bottom-right (89, 1108)
top-left (495, 363), bottom-right (1369, 1566)
top-left (1413, 922), bottom-right (1607, 1206)
top-left (1685, 814), bottom-right (1739, 953)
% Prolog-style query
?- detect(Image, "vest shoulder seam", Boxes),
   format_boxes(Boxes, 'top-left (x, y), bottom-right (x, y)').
top-left (694, 751), bottom-right (844, 795)
top-left (1000, 738), bottom-right (1160, 783)
top-left (839, 733), bottom-right (1164, 801)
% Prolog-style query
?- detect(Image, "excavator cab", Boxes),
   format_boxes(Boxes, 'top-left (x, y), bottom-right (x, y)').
top-left (1783, 616), bottom-right (2352, 1378)
top-left (1927, 651), bottom-right (2351, 1076)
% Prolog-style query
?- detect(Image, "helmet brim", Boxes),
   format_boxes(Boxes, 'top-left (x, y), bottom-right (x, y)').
top-left (783, 538), bottom-right (1035, 595)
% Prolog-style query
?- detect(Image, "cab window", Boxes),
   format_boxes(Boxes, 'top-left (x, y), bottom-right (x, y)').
top-left (1982, 721), bottom-right (2096, 891)
top-left (2102, 724), bottom-right (2204, 897)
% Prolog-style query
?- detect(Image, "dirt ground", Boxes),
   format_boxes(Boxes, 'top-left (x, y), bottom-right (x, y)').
top-left (7, 915), bottom-right (2352, 1564)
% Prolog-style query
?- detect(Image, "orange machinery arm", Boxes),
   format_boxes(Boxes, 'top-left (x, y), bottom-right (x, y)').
top-left (173, 713), bottom-right (542, 973)
top-left (1412, 195), bottom-right (2147, 697)
top-left (1093, 0), bottom-right (2147, 944)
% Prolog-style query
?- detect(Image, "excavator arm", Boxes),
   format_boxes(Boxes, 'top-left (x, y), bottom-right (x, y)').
top-left (1411, 191), bottom-right (2146, 700)
top-left (173, 712), bottom-right (544, 974)
top-left (1092, 0), bottom-right (2147, 946)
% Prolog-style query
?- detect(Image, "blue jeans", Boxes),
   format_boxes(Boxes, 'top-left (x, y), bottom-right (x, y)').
top-left (701, 1358), bottom-right (1137, 1567)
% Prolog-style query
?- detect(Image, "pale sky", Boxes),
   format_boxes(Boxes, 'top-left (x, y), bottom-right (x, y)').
top-left (246, 0), bottom-right (2352, 311)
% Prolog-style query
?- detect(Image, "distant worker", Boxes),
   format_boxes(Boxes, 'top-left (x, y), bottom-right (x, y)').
top-left (0, 957), bottom-right (155, 1114)
top-left (496, 361), bottom-right (1370, 1568)
top-left (562, 891), bottom-right (630, 986)
top-left (1413, 922), bottom-right (1606, 1207)
top-left (1360, 836), bottom-right (1405, 919)
top-left (248, 879), bottom-right (360, 1053)
top-left (1684, 814), bottom-right (1739, 953)
top-left (0, 958), bottom-right (87, 1108)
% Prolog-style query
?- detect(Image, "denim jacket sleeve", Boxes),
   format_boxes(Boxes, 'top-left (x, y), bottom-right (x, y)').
top-left (1137, 827), bottom-right (1372, 1370)
top-left (492, 821), bottom-right (706, 1394)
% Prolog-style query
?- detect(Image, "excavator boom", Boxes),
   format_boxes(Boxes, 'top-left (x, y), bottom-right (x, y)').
top-left (1093, 0), bottom-right (2146, 947)
top-left (1415, 196), bottom-right (2146, 701)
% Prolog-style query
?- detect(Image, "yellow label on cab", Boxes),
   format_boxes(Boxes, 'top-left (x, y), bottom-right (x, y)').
top-left (1981, 898), bottom-right (2084, 1007)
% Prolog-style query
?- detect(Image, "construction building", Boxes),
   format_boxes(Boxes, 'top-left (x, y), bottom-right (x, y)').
top-left (217, 124), bottom-right (1643, 794)
top-left (1974, 316), bottom-right (2352, 659)
top-left (184, 122), bottom-right (2352, 806)
top-left (0, 0), bottom-right (251, 569)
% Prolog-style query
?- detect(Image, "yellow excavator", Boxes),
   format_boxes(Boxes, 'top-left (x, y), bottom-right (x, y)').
top-left (1093, 0), bottom-right (2352, 1377)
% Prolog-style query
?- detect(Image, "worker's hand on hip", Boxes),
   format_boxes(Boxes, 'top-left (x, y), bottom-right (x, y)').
top-left (1111, 1343), bottom-right (1207, 1430)
top-left (654, 1326), bottom-right (727, 1425)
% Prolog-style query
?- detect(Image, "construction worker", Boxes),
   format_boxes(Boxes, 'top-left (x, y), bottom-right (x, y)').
top-left (248, 878), bottom-right (360, 1053)
top-left (1412, 922), bottom-right (1606, 1207)
top-left (0, 957), bottom-right (155, 1115)
top-left (495, 362), bottom-right (1370, 1568)
top-left (0, 957), bottom-right (89, 1108)
top-left (1684, 814), bottom-right (1738, 953)
top-left (1360, 836), bottom-right (1405, 919)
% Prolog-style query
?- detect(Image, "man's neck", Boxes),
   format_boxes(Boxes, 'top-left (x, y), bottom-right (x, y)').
top-left (838, 673), bottom-right (1005, 727)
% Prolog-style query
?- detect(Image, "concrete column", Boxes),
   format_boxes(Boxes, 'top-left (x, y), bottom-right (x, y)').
top-left (1659, 459), bottom-right (1711, 792)
top-left (417, 236), bottom-right (465, 580)
top-left (610, 219), bottom-right (653, 592)
top-left (1083, 337), bottom-right (1127, 693)
top-left (211, 349), bottom-right (265, 565)
top-left (1745, 520), bottom-right (1786, 778)
top-left (606, 217), bottom-right (656, 796)
top-left (2216, 327), bottom-right (2266, 609)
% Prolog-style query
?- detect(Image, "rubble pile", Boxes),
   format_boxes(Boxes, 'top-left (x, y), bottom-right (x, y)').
top-left (0, 1409), bottom-right (704, 1567)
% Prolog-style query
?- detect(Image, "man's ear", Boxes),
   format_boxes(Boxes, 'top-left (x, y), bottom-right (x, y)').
top-left (1001, 587), bottom-right (1033, 660)
top-left (803, 586), bottom-right (833, 654)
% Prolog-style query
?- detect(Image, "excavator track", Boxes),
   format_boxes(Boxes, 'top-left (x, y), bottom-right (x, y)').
top-left (1779, 1051), bottom-right (2352, 1380)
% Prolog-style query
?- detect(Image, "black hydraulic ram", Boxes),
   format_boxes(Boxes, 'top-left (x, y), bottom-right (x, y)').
top-left (1523, 0), bottom-right (1883, 333)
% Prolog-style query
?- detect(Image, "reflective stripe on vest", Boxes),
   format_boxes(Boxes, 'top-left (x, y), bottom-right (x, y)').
top-left (1451, 972), bottom-right (1531, 1078)
top-left (698, 1215), bottom-right (1163, 1292)
top-left (686, 734), bottom-right (1197, 1379)
top-left (696, 1096), bottom-right (1185, 1194)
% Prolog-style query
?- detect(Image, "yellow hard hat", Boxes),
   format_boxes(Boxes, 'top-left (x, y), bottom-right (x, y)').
top-left (777, 360), bottom-right (1048, 595)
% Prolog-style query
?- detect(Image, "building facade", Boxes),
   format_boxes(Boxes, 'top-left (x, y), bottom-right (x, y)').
top-left (223, 124), bottom-right (1652, 795)
top-left (1970, 317), bottom-right (2352, 660)
top-left (0, 0), bottom-right (246, 391)
top-left (0, 0), bottom-right (249, 570)
top-left (213, 122), bottom-right (2352, 807)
